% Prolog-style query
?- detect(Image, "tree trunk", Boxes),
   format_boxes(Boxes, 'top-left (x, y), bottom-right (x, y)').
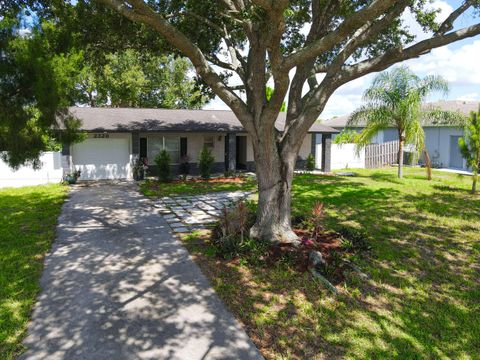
top-left (472, 171), bottom-right (478, 194)
top-left (398, 139), bottom-right (405, 179)
top-left (249, 138), bottom-right (300, 245)
top-left (424, 148), bottom-right (432, 181)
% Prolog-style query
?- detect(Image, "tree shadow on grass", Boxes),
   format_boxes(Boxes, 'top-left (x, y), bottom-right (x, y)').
top-left (193, 173), bottom-right (480, 358)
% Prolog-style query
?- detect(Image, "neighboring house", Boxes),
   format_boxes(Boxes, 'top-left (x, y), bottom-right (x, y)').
top-left (64, 107), bottom-right (338, 180)
top-left (322, 100), bottom-right (478, 170)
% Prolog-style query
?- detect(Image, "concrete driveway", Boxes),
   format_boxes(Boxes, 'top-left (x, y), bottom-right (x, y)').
top-left (20, 182), bottom-right (262, 360)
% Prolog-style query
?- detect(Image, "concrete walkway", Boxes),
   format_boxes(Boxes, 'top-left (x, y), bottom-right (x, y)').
top-left (21, 182), bottom-right (262, 360)
top-left (153, 190), bottom-right (254, 233)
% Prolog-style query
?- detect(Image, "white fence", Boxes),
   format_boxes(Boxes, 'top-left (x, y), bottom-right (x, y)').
top-left (0, 152), bottom-right (64, 188)
top-left (315, 143), bottom-right (365, 170)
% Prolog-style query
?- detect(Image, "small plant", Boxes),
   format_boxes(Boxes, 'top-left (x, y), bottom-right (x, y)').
top-left (306, 153), bottom-right (315, 171)
top-left (337, 226), bottom-right (370, 251)
top-left (310, 202), bottom-right (324, 239)
top-left (64, 169), bottom-right (81, 184)
top-left (198, 146), bottom-right (215, 180)
top-left (179, 155), bottom-right (190, 180)
top-left (132, 157), bottom-right (148, 181)
top-left (155, 150), bottom-right (171, 182)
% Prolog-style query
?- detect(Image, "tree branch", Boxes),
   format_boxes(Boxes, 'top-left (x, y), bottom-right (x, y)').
top-left (282, 0), bottom-right (398, 70)
top-left (340, 22), bottom-right (480, 82)
top-left (96, 0), bottom-right (253, 129)
top-left (436, 0), bottom-right (474, 35)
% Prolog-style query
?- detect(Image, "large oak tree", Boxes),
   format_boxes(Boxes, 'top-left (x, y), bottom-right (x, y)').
top-left (95, 0), bottom-right (480, 244)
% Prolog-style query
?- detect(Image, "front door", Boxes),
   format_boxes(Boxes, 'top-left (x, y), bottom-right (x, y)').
top-left (236, 136), bottom-right (247, 170)
top-left (449, 136), bottom-right (464, 169)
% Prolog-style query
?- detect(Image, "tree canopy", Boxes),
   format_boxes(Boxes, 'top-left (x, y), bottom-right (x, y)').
top-left (3, 0), bottom-right (480, 242)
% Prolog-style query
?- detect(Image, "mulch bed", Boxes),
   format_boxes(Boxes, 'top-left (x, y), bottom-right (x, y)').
top-left (267, 229), bottom-right (350, 284)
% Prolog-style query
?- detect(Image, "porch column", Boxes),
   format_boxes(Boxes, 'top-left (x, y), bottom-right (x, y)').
top-left (321, 133), bottom-right (332, 173)
top-left (226, 133), bottom-right (236, 172)
top-left (310, 133), bottom-right (317, 166)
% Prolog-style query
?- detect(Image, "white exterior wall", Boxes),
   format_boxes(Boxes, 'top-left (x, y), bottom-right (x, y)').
top-left (0, 152), bottom-right (63, 188)
top-left (141, 132), bottom-right (225, 164)
top-left (331, 144), bottom-right (365, 169)
top-left (424, 127), bottom-right (466, 169)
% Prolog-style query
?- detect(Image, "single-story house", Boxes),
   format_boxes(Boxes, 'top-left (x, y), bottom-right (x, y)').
top-left (321, 100), bottom-right (477, 170)
top-left (63, 107), bottom-right (338, 180)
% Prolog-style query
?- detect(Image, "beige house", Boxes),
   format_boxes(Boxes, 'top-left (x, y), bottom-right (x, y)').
top-left (64, 107), bottom-right (338, 180)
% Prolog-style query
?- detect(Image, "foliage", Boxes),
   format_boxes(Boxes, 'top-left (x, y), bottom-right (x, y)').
top-left (212, 201), bottom-right (263, 260)
top-left (0, 184), bottom-right (67, 357)
top-left (198, 146), bottom-right (215, 180)
top-left (310, 201), bottom-right (324, 239)
top-left (154, 150), bottom-right (172, 183)
top-left (305, 153), bottom-right (315, 171)
top-left (349, 66), bottom-right (449, 178)
top-left (184, 168), bottom-right (479, 359)
top-left (0, 15), bottom-right (84, 168)
top-left (459, 107), bottom-right (480, 194)
top-left (333, 129), bottom-right (359, 145)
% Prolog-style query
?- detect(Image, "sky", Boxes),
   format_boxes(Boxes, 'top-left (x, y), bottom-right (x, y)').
top-left (203, 0), bottom-right (480, 119)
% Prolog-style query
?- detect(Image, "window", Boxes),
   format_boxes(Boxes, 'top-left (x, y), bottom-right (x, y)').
top-left (147, 136), bottom-right (180, 163)
top-left (204, 136), bottom-right (215, 150)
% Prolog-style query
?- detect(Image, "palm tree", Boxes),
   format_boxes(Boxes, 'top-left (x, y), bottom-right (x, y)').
top-left (348, 66), bottom-right (449, 178)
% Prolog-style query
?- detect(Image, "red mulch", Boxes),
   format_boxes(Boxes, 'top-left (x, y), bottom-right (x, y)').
top-left (173, 177), bottom-right (246, 184)
top-left (267, 229), bottom-right (349, 284)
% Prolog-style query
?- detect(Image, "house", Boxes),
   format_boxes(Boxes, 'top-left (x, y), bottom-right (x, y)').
top-left (321, 100), bottom-right (478, 170)
top-left (63, 107), bottom-right (338, 180)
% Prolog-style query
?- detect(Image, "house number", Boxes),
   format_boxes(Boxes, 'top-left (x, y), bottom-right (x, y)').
top-left (93, 134), bottom-right (110, 138)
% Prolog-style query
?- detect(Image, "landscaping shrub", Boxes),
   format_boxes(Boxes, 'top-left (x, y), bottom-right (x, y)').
top-left (306, 153), bottom-right (315, 171)
top-left (155, 150), bottom-right (171, 182)
top-left (212, 201), bottom-right (262, 259)
top-left (198, 146), bottom-right (215, 180)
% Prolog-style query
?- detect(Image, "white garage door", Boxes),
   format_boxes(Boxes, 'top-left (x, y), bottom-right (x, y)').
top-left (72, 137), bottom-right (131, 180)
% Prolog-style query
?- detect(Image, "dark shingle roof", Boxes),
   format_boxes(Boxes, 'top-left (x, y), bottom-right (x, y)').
top-left (68, 107), bottom-right (338, 134)
top-left (322, 100), bottom-right (478, 128)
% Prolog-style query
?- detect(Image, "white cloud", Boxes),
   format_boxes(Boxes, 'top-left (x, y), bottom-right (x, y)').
top-left (402, 1), bottom-right (453, 42)
top-left (405, 39), bottom-right (480, 86)
top-left (456, 92), bottom-right (480, 102)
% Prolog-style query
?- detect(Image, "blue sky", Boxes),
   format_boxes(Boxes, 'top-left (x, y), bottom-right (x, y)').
top-left (204, 0), bottom-right (480, 119)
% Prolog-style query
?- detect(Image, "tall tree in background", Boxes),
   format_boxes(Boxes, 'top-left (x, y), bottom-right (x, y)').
top-left (0, 3), bottom-right (211, 167)
top-left (348, 66), bottom-right (449, 178)
top-left (459, 108), bottom-right (480, 194)
top-left (95, 0), bottom-right (480, 243)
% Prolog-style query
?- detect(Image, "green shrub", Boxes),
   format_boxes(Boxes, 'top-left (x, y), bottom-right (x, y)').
top-left (198, 146), bottom-right (215, 180)
top-left (155, 150), bottom-right (171, 182)
top-left (333, 129), bottom-right (359, 144)
top-left (306, 153), bottom-right (315, 171)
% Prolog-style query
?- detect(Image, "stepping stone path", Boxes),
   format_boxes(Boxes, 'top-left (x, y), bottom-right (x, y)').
top-left (152, 190), bottom-right (255, 233)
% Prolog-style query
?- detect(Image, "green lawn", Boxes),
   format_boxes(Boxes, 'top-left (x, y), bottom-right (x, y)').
top-left (139, 176), bottom-right (256, 197)
top-left (0, 184), bottom-right (67, 358)
top-left (183, 168), bottom-right (480, 359)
